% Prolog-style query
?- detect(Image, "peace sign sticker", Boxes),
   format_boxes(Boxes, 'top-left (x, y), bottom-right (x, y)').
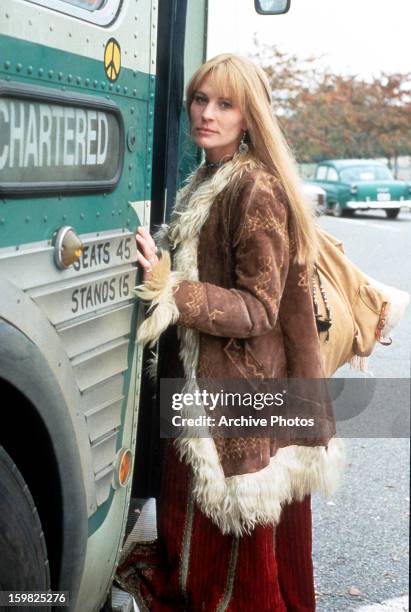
top-left (104, 38), bottom-right (121, 82)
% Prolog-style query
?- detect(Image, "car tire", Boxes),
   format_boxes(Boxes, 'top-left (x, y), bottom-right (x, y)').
top-left (0, 445), bottom-right (50, 607)
top-left (333, 202), bottom-right (346, 217)
top-left (385, 208), bottom-right (400, 219)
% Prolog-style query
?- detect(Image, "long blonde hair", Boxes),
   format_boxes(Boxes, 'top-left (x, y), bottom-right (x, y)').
top-left (186, 53), bottom-right (318, 267)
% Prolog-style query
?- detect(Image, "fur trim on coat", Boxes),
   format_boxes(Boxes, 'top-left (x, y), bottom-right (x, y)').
top-left (135, 156), bottom-right (345, 535)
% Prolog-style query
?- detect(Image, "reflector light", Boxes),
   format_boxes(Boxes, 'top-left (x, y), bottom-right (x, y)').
top-left (113, 448), bottom-right (133, 489)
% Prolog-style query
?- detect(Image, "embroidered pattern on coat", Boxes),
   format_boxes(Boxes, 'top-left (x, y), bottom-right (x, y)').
top-left (178, 283), bottom-right (203, 327)
top-left (254, 256), bottom-right (279, 315)
top-left (298, 271), bottom-right (310, 292)
top-left (215, 437), bottom-right (265, 460)
top-left (223, 338), bottom-right (263, 378)
top-left (209, 308), bottom-right (225, 322)
top-left (289, 233), bottom-right (297, 255)
top-left (244, 346), bottom-right (265, 378)
top-left (242, 204), bottom-right (289, 245)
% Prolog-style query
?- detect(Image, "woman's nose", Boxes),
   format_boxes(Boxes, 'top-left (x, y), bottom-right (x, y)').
top-left (201, 103), bottom-right (216, 121)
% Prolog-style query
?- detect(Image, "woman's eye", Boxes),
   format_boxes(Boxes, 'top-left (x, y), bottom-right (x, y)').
top-left (219, 101), bottom-right (232, 110)
top-left (194, 94), bottom-right (207, 105)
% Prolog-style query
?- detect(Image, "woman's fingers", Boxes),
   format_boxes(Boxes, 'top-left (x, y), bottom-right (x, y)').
top-left (136, 236), bottom-right (158, 266)
top-left (135, 227), bottom-right (157, 263)
top-left (137, 226), bottom-right (157, 252)
top-left (135, 227), bottom-right (159, 282)
top-left (136, 251), bottom-right (155, 282)
top-left (137, 250), bottom-right (159, 269)
top-left (136, 235), bottom-right (159, 284)
top-left (136, 249), bottom-right (152, 270)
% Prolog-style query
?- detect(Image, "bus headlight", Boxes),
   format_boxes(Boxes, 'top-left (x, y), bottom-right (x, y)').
top-left (53, 225), bottom-right (83, 269)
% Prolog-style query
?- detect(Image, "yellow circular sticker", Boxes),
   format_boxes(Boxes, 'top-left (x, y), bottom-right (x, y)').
top-left (104, 38), bottom-right (121, 82)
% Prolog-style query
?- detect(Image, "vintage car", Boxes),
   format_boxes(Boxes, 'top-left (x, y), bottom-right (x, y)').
top-left (312, 159), bottom-right (411, 219)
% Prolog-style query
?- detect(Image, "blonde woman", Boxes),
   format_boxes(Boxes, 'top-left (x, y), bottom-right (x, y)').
top-left (120, 54), bottom-right (344, 611)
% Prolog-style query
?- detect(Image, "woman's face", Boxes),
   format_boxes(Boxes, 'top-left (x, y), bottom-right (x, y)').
top-left (190, 74), bottom-right (247, 164)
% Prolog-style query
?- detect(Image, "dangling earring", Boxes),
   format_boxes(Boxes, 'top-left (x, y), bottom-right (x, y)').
top-left (238, 130), bottom-right (249, 154)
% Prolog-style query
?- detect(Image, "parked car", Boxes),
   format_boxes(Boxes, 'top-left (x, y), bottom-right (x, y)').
top-left (302, 182), bottom-right (327, 216)
top-left (312, 159), bottom-right (411, 219)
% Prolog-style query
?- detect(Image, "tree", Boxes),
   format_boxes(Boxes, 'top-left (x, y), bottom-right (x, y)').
top-left (253, 43), bottom-right (411, 170)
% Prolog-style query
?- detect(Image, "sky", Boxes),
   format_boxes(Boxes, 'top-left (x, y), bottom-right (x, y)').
top-left (207, 0), bottom-right (411, 79)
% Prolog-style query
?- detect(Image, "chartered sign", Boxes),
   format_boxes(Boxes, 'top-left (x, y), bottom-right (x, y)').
top-left (0, 82), bottom-right (124, 195)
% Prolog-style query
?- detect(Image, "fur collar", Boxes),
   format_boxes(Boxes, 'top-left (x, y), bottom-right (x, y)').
top-left (135, 157), bottom-right (345, 535)
top-left (167, 159), bottom-right (344, 535)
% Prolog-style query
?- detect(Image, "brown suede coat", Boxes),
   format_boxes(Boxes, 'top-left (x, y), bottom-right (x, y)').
top-left (162, 167), bottom-right (335, 478)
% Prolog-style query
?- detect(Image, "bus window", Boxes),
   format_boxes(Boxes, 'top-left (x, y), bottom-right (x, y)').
top-left (25, 0), bottom-right (121, 25)
top-left (56, 0), bottom-right (105, 11)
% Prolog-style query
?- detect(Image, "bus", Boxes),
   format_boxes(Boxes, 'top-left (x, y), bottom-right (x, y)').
top-left (0, 1), bottom-right (288, 610)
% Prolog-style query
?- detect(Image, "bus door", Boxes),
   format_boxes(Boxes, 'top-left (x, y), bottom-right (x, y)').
top-left (0, 0), bottom-right (157, 609)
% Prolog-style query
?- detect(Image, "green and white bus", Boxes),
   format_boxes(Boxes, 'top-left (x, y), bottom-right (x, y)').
top-left (0, 1), bottom-right (288, 610)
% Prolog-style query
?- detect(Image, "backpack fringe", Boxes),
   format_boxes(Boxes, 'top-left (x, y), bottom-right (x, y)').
top-left (349, 355), bottom-right (368, 372)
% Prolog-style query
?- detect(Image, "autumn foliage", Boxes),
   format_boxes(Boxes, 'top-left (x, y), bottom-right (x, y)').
top-left (254, 45), bottom-right (411, 170)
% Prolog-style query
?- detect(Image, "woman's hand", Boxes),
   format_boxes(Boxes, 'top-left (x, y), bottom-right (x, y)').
top-left (135, 226), bottom-right (159, 282)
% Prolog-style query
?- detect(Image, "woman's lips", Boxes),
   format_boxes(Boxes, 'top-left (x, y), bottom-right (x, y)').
top-left (196, 128), bottom-right (217, 134)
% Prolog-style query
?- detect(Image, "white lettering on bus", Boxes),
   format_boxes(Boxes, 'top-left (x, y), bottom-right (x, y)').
top-left (63, 107), bottom-right (75, 166)
top-left (86, 110), bottom-right (97, 165)
top-left (9, 102), bottom-right (25, 168)
top-left (0, 100), bottom-right (113, 170)
top-left (63, 108), bottom-right (74, 166)
top-left (24, 104), bottom-right (39, 167)
top-left (52, 106), bottom-right (64, 165)
top-left (0, 100), bottom-right (9, 170)
top-left (39, 104), bottom-right (52, 166)
top-left (75, 109), bottom-right (87, 166)
top-left (97, 112), bottom-right (108, 165)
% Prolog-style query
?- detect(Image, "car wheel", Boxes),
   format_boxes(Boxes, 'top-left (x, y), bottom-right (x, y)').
top-left (385, 208), bottom-right (400, 219)
top-left (333, 202), bottom-right (346, 217)
top-left (0, 445), bottom-right (50, 599)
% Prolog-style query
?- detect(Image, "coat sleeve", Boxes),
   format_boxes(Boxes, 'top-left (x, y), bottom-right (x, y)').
top-left (135, 175), bottom-right (290, 346)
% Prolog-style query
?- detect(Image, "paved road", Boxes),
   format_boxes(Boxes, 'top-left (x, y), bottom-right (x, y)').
top-left (312, 209), bottom-right (410, 611)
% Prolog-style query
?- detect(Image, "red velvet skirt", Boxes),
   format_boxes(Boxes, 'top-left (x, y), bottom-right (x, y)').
top-left (117, 443), bottom-right (316, 611)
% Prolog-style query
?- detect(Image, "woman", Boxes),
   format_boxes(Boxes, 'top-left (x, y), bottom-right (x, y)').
top-left (120, 54), bottom-right (344, 611)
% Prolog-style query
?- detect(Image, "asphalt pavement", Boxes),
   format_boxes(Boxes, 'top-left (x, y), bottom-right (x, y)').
top-left (312, 209), bottom-right (410, 611)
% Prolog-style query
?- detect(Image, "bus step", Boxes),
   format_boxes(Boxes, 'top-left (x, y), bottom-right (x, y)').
top-left (124, 497), bottom-right (146, 539)
top-left (111, 585), bottom-right (138, 612)
top-left (119, 498), bottom-right (157, 566)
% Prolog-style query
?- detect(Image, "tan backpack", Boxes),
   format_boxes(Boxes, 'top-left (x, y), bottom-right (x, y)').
top-left (313, 228), bottom-right (409, 377)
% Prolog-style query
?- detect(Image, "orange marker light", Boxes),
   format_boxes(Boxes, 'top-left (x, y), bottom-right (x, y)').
top-left (115, 448), bottom-right (133, 488)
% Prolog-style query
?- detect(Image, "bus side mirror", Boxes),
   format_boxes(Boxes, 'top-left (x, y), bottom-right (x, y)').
top-left (254, 0), bottom-right (290, 14)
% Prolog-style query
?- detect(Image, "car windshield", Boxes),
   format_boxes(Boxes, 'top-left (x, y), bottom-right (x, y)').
top-left (340, 166), bottom-right (393, 182)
